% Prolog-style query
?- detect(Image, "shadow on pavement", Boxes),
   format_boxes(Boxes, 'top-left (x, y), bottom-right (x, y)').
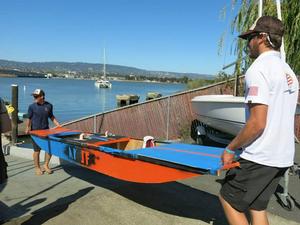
top-left (0, 181), bottom-right (7, 193)
top-left (0, 176), bottom-right (93, 224)
top-left (62, 164), bottom-right (228, 225)
top-left (7, 164), bottom-right (35, 172)
top-left (0, 198), bottom-right (47, 224)
top-left (20, 187), bottom-right (94, 225)
top-left (8, 166), bottom-right (37, 178)
top-left (6, 160), bottom-right (33, 167)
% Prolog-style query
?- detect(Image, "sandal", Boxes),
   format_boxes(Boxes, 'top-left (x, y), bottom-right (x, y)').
top-left (43, 166), bottom-right (53, 174)
top-left (35, 169), bottom-right (44, 176)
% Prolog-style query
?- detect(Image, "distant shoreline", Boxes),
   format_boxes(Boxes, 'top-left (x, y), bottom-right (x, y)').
top-left (109, 79), bottom-right (180, 84)
top-left (0, 75), bottom-right (183, 84)
top-left (0, 73), bottom-right (16, 78)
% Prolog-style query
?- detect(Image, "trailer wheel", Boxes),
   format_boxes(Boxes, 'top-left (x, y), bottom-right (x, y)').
top-left (196, 135), bottom-right (206, 145)
top-left (284, 196), bottom-right (295, 211)
top-left (279, 195), bottom-right (295, 211)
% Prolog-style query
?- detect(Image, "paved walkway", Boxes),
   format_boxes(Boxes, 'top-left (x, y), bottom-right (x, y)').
top-left (0, 138), bottom-right (299, 225)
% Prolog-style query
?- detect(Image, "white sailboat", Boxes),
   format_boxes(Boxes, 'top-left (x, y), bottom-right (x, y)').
top-left (95, 48), bottom-right (112, 88)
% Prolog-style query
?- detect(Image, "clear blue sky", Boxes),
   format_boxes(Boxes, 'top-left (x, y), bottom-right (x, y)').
top-left (0, 0), bottom-right (239, 75)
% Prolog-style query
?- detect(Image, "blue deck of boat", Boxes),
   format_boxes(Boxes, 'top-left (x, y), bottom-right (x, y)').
top-left (125, 143), bottom-right (223, 175)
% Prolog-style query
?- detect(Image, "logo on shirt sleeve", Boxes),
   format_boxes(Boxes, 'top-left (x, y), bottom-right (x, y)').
top-left (248, 86), bottom-right (259, 96)
top-left (286, 74), bottom-right (293, 86)
top-left (286, 73), bottom-right (297, 93)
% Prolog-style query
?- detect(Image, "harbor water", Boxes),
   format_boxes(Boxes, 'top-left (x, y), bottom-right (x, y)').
top-left (0, 78), bottom-right (185, 123)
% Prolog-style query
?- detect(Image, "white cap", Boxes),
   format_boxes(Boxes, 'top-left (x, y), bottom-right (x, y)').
top-left (31, 89), bottom-right (45, 96)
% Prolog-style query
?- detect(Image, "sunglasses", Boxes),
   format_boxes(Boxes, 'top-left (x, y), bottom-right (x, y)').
top-left (247, 33), bottom-right (259, 43)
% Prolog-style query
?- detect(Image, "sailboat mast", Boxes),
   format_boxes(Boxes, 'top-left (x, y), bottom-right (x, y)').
top-left (258, 0), bottom-right (285, 61)
top-left (275, 0), bottom-right (286, 62)
top-left (103, 48), bottom-right (106, 79)
top-left (258, 0), bottom-right (263, 17)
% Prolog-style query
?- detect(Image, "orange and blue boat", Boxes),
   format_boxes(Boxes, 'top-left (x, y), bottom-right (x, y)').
top-left (30, 127), bottom-right (239, 183)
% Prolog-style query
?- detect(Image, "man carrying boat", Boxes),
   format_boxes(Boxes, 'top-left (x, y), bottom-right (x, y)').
top-left (219, 16), bottom-right (299, 225)
top-left (26, 89), bottom-right (60, 175)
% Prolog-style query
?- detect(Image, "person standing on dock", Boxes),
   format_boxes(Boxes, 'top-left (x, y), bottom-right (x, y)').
top-left (25, 89), bottom-right (60, 175)
top-left (219, 16), bottom-right (299, 225)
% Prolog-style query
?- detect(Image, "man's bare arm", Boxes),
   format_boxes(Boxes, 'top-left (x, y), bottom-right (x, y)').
top-left (222, 103), bottom-right (268, 164)
top-left (26, 119), bottom-right (32, 134)
top-left (51, 116), bottom-right (61, 127)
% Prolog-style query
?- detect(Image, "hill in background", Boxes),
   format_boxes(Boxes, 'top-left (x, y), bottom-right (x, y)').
top-left (0, 59), bottom-right (214, 80)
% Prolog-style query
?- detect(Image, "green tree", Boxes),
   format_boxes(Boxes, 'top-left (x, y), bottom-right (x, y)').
top-left (186, 71), bottom-right (232, 90)
top-left (221, 0), bottom-right (300, 74)
top-left (215, 71), bottom-right (233, 82)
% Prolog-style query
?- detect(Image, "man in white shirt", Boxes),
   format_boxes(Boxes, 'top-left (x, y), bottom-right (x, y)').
top-left (219, 16), bottom-right (299, 225)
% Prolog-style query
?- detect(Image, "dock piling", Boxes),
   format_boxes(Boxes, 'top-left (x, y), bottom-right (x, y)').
top-left (11, 84), bottom-right (18, 145)
top-left (116, 94), bottom-right (139, 107)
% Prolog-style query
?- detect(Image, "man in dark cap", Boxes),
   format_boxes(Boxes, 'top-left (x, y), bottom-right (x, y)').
top-left (26, 89), bottom-right (60, 175)
top-left (219, 16), bottom-right (299, 225)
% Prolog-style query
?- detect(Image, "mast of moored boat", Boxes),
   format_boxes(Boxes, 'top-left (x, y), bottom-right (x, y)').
top-left (275, 0), bottom-right (285, 62)
top-left (103, 48), bottom-right (106, 80)
top-left (258, 0), bottom-right (263, 17)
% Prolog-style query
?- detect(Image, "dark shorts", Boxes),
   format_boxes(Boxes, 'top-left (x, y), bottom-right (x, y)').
top-left (220, 158), bottom-right (288, 212)
top-left (31, 138), bottom-right (41, 152)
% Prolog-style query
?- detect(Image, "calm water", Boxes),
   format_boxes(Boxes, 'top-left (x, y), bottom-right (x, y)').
top-left (0, 78), bottom-right (185, 123)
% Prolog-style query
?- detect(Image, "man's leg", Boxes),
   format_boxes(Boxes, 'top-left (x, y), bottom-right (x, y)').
top-left (43, 153), bottom-right (53, 174)
top-left (248, 168), bottom-right (287, 225)
top-left (219, 195), bottom-right (249, 225)
top-left (32, 138), bottom-right (43, 175)
top-left (33, 150), bottom-right (43, 175)
top-left (249, 209), bottom-right (269, 225)
top-left (219, 159), bottom-right (281, 225)
top-left (220, 159), bottom-right (287, 225)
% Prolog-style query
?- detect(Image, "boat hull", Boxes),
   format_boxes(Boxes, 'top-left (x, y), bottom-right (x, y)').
top-left (30, 129), bottom-right (199, 183)
top-left (94, 80), bottom-right (112, 88)
top-left (191, 95), bottom-right (246, 136)
top-left (30, 128), bottom-right (239, 183)
top-left (192, 95), bottom-right (300, 136)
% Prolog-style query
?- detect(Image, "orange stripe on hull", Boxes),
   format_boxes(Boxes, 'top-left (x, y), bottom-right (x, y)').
top-left (79, 147), bottom-right (200, 183)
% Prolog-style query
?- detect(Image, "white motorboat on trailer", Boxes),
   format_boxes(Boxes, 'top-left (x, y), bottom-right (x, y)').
top-left (191, 94), bottom-right (300, 143)
top-left (191, 95), bottom-right (245, 136)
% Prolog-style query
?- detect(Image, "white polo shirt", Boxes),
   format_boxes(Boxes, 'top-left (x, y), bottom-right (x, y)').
top-left (240, 51), bottom-right (299, 167)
